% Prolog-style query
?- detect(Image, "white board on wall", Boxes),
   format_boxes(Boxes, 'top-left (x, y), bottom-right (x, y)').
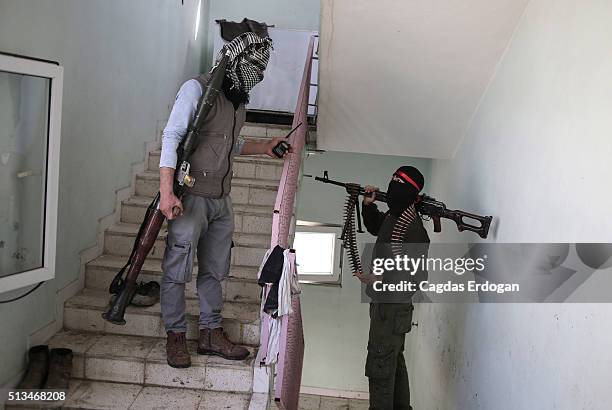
top-left (213, 27), bottom-right (318, 114)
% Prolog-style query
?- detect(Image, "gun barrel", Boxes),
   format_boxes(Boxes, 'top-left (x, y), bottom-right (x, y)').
top-left (102, 203), bottom-right (165, 325)
top-left (314, 176), bottom-right (347, 188)
top-left (312, 176), bottom-right (389, 202)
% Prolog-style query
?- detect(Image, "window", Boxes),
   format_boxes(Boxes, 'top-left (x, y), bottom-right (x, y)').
top-left (293, 223), bottom-right (342, 285)
top-left (0, 52), bottom-right (63, 293)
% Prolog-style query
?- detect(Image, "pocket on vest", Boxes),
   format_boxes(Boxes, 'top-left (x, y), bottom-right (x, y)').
top-left (191, 133), bottom-right (230, 173)
top-left (365, 343), bottom-right (395, 379)
top-left (162, 241), bottom-right (194, 283)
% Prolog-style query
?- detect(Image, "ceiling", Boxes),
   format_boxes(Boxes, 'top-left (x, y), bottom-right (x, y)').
top-left (316, 0), bottom-right (529, 159)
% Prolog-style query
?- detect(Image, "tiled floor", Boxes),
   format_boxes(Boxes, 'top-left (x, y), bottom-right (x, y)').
top-left (270, 393), bottom-right (369, 410)
top-left (4, 380), bottom-right (254, 410)
top-left (62, 380), bottom-right (251, 410)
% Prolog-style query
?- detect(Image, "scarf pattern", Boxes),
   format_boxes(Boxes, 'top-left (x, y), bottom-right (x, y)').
top-left (214, 32), bottom-right (273, 94)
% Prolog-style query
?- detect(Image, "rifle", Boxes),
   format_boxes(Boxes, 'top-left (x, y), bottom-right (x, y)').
top-left (102, 52), bottom-right (230, 325)
top-left (306, 171), bottom-right (492, 239)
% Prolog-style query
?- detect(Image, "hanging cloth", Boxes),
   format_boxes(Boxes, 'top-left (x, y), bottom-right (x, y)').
top-left (216, 18), bottom-right (270, 42)
top-left (255, 247), bottom-right (299, 365)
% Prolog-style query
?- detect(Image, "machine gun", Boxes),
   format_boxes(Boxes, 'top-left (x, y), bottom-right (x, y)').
top-left (306, 171), bottom-right (492, 239)
top-left (102, 53), bottom-right (230, 325)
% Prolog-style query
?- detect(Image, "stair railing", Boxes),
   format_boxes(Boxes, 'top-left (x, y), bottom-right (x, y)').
top-left (256, 35), bottom-right (316, 410)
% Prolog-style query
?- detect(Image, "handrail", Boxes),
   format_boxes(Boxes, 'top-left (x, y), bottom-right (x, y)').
top-left (260, 35), bottom-right (316, 410)
top-left (271, 36), bottom-right (315, 249)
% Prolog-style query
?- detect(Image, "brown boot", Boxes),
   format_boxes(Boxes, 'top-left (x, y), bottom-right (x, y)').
top-left (166, 331), bottom-right (191, 368)
top-left (44, 348), bottom-right (73, 390)
top-left (198, 328), bottom-right (249, 360)
top-left (17, 345), bottom-right (49, 389)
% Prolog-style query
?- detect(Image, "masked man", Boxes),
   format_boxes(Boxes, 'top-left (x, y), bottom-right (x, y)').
top-left (158, 33), bottom-right (288, 368)
top-left (358, 166), bottom-right (430, 410)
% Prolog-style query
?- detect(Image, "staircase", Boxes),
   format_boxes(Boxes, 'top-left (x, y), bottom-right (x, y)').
top-left (40, 123), bottom-right (289, 409)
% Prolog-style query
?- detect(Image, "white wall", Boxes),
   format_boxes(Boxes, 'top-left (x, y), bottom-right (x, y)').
top-left (0, 0), bottom-right (207, 384)
top-left (297, 150), bottom-right (432, 394)
top-left (408, 0), bottom-right (612, 408)
top-left (317, 0), bottom-right (529, 159)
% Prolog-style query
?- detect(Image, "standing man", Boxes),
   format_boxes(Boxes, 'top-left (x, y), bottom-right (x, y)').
top-left (159, 33), bottom-right (288, 368)
top-left (358, 166), bottom-right (430, 410)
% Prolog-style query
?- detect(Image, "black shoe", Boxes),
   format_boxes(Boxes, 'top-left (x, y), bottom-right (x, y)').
top-left (131, 281), bottom-right (160, 307)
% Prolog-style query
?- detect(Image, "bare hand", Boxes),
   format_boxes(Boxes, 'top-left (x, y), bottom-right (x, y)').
top-left (266, 137), bottom-right (294, 159)
top-left (363, 185), bottom-right (378, 205)
top-left (160, 193), bottom-right (183, 220)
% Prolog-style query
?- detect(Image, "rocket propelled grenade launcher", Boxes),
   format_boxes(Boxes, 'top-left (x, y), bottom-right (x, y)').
top-left (102, 53), bottom-right (231, 325)
top-left (308, 171), bottom-right (492, 239)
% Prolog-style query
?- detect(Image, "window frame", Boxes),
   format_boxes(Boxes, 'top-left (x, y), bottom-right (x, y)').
top-left (294, 223), bottom-right (343, 286)
top-left (0, 52), bottom-right (63, 293)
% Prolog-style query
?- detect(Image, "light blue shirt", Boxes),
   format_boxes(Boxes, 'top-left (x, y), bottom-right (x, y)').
top-left (160, 79), bottom-right (245, 169)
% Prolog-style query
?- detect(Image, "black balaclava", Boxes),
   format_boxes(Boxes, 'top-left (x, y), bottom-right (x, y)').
top-left (386, 166), bottom-right (424, 216)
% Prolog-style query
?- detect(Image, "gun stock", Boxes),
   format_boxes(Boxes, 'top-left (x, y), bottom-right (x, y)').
top-left (447, 210), bottom-right (492, 239)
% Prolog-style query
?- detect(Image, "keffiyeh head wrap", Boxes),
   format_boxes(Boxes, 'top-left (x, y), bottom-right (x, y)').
top-left (214, 32), bottom-right (273, 94)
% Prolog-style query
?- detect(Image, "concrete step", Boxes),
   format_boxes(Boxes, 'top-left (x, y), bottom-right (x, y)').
top-left (88, 254), bottom-right (259, 280)
top-left (5, 379), bottom-right (253, 409)
top-left (148, 152), bottom-right (284, 181)
top-left (121, 196), bottom-right (274, 235)
top-left (134, 171), bottom-right (279, 206)
top-left (85, 255), bottom-right (262, 304)
top-left (103, 222), bottom-right (270, 266)
top-left (44, 330), bottom-right (255, 394)
top-left (241, 122), bottom-right (292, 138)
top-left (64, 289), bottom-right (260, 345)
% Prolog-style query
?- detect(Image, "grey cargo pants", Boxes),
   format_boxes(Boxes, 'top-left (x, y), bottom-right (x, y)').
top-left (161, 194), bottom-right (233, 333)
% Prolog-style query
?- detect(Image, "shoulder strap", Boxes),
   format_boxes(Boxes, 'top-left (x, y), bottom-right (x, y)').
top-left (172, 54), bottom-right (229, 197)
top-left (177, 54), bottom-right (229, 162)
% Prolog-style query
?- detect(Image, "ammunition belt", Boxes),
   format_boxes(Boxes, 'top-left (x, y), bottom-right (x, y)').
top-left (342, 198), bottom-right (417, 275)
top-left (390, 204), bottom-right (417, 257)
top-left (342, 189), bottom-right (363, 274)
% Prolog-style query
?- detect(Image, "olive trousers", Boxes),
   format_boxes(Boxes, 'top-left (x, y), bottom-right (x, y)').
top-left (366, 303), bottom-right (414, 410)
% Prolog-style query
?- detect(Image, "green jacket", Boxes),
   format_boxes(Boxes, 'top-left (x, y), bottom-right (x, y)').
top-left (362, 202), bottom-right (430, 303)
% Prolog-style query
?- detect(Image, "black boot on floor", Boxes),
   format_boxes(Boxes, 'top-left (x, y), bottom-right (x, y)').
top-left (43, 348), bottom-right (73, 390)
top-left (17, 345), bottom-right (49, 389)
